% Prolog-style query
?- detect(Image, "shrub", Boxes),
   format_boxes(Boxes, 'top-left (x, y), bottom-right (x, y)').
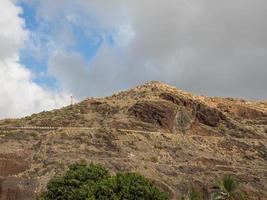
top-left (182, 188), bottom-right (203, 200)
top-left (40, 163), bottom-right (169, 200)
top-left (210, 175), bottom-right (246, 200)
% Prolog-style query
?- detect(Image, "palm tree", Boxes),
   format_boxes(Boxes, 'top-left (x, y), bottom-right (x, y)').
top-left (211, 175), bottom-right (246, 200)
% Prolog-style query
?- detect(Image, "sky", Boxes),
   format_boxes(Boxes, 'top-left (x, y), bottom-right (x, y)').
top-left (0, 0), bottom-right (267, 118)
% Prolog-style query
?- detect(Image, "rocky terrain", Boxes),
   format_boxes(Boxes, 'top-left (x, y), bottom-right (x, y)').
top-left (0, 81), bottom-right (266, 199)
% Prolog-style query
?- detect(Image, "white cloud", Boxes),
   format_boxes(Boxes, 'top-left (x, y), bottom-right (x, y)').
top-left (0, 0), bottom-right (69, 119)
top-left (0, 0), bottom-right (27, 60)
top-left (113, 24), bottom-right (135, 48)
top-left (48, 50), bottom-right (89, 98)
top-left (21, 0), bottom-right (267, 99)
top-left (48, 46), bottom-right (129, 98)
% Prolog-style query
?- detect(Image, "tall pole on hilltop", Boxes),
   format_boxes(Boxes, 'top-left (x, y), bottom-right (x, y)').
top-left (70, 95), bottom-right (74, 106)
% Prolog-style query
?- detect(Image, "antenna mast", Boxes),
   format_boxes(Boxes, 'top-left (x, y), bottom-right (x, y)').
top-left (70, 95), bottom-right (74, 106)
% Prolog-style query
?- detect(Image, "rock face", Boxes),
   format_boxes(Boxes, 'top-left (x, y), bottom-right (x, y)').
top-left (129, 100), bottom-right (178, 131)
top-left (160, 92), bottom-right (226, 127)
top-left (129, 100), bottom-right (197, 133)
top-left (0, 153), bottom-right (29, 176)
top-left (196, 103), bottom-right (224, 127)
top-left (160, 92), bottom-right (195, 108)
top-left (128, 93), bottom-right (227, 133)
top-left (0, 81), bottom-right (266, 199)
top-left (0, 178), bottom-right (38, 200)
top-left (0, 153), bottom-right (37, 200)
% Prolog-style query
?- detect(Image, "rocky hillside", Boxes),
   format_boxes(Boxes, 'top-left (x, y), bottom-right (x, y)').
top-left (0, 81), bottom-right (266, 199)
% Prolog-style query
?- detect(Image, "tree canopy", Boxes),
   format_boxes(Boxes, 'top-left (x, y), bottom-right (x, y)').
top-left (40, 163), bottom-right (169, 200)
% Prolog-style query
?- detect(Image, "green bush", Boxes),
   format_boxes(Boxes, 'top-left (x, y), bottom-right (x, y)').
top-left (40, 163), bottom-right (169, 200)
top-left (210, 175), bottom-right (246, 200)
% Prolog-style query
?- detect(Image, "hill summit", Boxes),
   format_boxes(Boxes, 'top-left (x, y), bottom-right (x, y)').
top-left (0, 81), bottom-right (266, 199)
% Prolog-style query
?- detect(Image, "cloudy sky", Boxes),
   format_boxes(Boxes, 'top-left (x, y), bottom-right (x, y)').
top-left (0, 0), bottom-right (266, 118)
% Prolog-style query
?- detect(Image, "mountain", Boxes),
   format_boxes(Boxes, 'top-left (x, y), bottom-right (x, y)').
top-left (0, 81), bottom-right (266, 199)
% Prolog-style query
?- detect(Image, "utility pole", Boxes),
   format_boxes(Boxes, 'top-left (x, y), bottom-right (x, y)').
top-left (70, 95), bottom-right (74, 106)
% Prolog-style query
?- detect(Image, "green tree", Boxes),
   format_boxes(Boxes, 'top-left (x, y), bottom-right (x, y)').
top-left (40, 163), bottom-right (169, 200)
top-left (39, 163), bottom-right (109, 200)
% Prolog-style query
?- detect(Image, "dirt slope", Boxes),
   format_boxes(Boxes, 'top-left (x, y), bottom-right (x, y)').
top-left (0, 81), bottom-right (266, 200)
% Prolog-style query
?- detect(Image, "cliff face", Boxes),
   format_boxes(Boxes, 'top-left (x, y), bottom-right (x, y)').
top-left (0, 81), bottom-right (266, 200)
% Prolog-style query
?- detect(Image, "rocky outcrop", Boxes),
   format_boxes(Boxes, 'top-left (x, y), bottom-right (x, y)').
top-left (0, 178), bottom-right (38, 200)
top-left (196, 103), bottom-right (225, 127)
top-left (129, 100), bottom-right (178, 131)
top-left (161, 92), bottom-right (226, 127)
top-left (160, 92), bottom-right (194, 108)
top-left (0, 153), bottom-right (29, 176)
top-left (129, 93), bottom-right (228, 133)
top-left (0, 153), bottom-right (37, 200)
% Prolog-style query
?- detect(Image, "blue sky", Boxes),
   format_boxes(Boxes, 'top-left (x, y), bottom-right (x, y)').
top-left (19, 1), bottom-right (38, 30)
top-left (18, 1), bottom-right (107, 89)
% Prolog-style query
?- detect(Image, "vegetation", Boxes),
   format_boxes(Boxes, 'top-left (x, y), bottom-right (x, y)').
top-left (182, 175), bottom-right (246, 200)
top-left (210, 175), bottom-right (246, 200)
top-left (182, 189), bottom-right (203, 200)
top-left (39, 162), bottom-right (247, 200)
top-left (40, 162), bottom-right (247, 200)
top-left (40, 163), bottom-right (169, 200)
